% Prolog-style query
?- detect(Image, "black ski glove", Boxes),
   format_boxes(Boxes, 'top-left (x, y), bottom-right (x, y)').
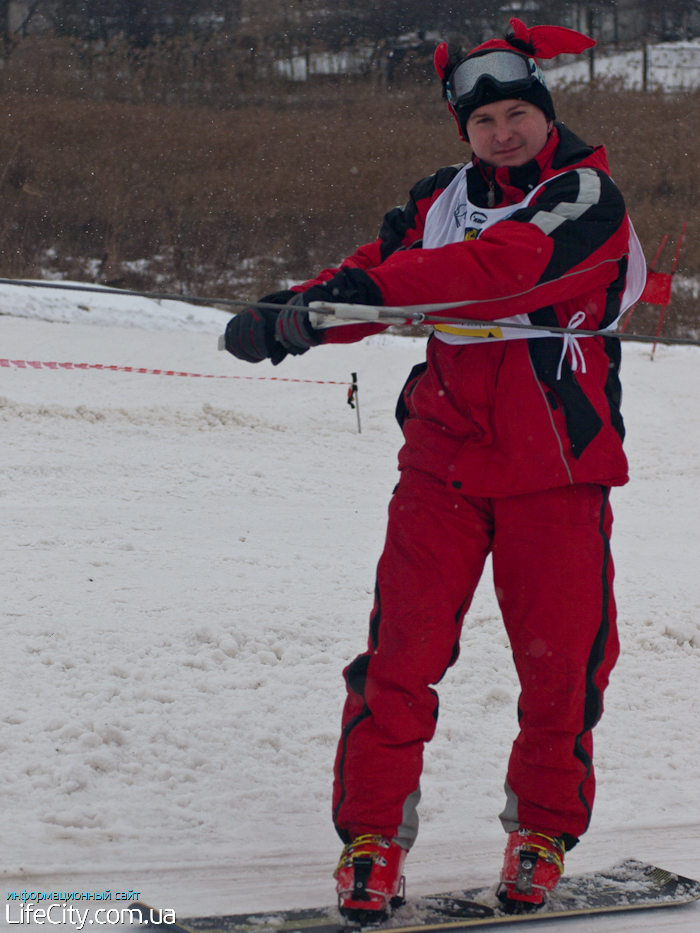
top-left (224, 290), bottom-right (295, 365)
top-left (275, 291), bottom-right (326, 355)
top-left (275, 268), bottom-right (384, 355)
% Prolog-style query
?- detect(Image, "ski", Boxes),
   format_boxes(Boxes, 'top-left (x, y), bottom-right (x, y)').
top-left (134, 859), bottom-right (700, 931)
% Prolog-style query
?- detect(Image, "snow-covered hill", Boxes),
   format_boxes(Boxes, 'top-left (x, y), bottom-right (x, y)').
top-left (1, 285), bottom-right (699, 930)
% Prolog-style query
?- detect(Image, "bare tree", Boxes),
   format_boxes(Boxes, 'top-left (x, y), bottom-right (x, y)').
top-left (48, 0), bottom-right (241, 44)
top-left (0, 0), bottom-right (10, 41)
top-left (29, 1), bottom-right (700, 51)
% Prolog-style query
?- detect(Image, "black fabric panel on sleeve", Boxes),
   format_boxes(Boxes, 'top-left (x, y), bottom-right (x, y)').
top-left (379, 165), bottom-right (463, 262)
top-left (506, 170), bottom-right (627, 285)
top-left (324, 267), bottom-right (385, 306)
top-left (379, 206), bottom-right (414, 260)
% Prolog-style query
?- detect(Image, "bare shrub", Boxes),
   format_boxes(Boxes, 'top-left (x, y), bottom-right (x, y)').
top-left (0, 76), bottom-right (697, 338)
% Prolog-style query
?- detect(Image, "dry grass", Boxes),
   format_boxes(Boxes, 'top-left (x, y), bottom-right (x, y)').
top-left (0, 75), bottom-right (698, 338)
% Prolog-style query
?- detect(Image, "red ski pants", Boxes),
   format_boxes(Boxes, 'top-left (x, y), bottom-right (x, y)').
top-left (332, 469), bottom-right (619, 849)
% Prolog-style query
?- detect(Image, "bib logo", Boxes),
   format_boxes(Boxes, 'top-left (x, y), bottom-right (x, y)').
top-left (454, 203), bottom-right (469, 228)
top-left (456, 206), bottom-right (487, 238)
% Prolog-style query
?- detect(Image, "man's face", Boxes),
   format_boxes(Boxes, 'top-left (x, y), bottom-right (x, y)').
top-left (466, 99), bottom-right (552, 168)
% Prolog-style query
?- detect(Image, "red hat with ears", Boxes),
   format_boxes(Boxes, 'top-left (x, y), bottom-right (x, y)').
top-left (434, 18), bottom-right (595, 141)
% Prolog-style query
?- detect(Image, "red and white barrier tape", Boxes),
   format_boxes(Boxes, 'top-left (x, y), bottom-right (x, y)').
top-left (0, 358), bottom-right (350, 386)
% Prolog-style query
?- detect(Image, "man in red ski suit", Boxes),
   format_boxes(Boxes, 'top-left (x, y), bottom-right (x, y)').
top-left (224, 17), bottom-right (645, 919)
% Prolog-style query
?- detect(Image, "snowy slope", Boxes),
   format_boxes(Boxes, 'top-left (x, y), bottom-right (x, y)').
top-left (1, 285), bottom-right (700, 930)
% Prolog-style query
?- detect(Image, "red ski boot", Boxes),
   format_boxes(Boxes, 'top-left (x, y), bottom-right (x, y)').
top-left (334, 835), bottom-right (407, 923)
top-left (497, 829), bottom-right (565, 913)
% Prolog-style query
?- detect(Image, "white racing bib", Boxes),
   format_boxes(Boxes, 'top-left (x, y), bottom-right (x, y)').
top-left (423, 163), bottom-right (646, 347)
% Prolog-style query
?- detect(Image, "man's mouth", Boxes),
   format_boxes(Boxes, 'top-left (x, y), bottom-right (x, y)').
top-left (494, 144), bottom-right (522, 157)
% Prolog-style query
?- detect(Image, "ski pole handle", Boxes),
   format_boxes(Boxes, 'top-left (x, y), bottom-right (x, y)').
top-left (308, 301), bottom-right (381, 324)
top-left (308, 301), bottom-right (425, 329)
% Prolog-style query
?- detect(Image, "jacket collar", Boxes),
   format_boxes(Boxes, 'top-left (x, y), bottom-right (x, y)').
top-left (470, 125), bottom-right (561, 207)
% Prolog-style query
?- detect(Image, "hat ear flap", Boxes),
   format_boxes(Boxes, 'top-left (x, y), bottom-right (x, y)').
top-left (528, 24), bottom-right (595, 58)
top-left (509, 17), bottom-right (530, 43)
top-left (434, 42), bottom-right (466, 83)
top-left (508, 16), bottom-right (595, 59)
top-left (434, 41), bottom-right (451, 80)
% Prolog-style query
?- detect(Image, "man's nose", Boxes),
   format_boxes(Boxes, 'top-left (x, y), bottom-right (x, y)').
top-left (493, 121), bottom-right (514, 140)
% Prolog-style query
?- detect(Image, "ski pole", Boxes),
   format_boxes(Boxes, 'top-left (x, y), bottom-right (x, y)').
top-left (305, 301), bottom-right (700, 347)
top-left (0, 276), bottom-right (271, 309)
top-left (0, 275), bottom-right (699, 348)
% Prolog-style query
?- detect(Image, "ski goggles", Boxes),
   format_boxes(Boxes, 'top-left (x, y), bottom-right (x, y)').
top-left (446, 50), bottom-right (540, 108)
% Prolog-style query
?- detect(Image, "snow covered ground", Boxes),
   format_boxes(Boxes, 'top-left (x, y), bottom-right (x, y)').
top-left (1, 284), bottom-right (700, 931)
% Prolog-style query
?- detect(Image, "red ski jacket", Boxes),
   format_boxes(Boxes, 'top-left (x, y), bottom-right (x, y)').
top-left (295, 124), bottom-right (635, 497)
